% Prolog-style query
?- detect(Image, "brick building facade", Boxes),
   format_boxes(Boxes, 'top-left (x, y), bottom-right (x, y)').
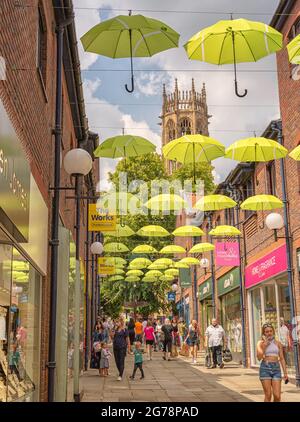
top-left (0, 0), bottom-right (98, 401)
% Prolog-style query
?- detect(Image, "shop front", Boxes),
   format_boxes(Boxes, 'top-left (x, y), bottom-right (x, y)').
top-left (217, 268), bottom-right (242, 363)
top-left (245, 244), bottom-right (294, 370)
top-left (199, 278), bottom-right (213, 339)
top-left (0, 100), bottom-right (48, 401)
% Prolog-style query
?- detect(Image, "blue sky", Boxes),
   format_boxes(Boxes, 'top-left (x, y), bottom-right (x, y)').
top-left (73, 0), bottom-right (281, 190)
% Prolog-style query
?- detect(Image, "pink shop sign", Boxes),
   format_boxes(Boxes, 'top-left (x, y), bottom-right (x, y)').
top-left (215, 242), bottom-right (240, 267)
top-left (245, 244), bottom-right (287, 289)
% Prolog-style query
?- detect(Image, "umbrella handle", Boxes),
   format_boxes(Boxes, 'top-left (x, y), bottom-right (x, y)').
top-left (125, 29), bottom-right (135, 93)
top-left (235, 80), bottom-right (247, 98)
top-left (125, 76), bottom-right (134, 93)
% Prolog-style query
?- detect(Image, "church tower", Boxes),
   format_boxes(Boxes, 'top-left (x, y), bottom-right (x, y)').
top-left (160, 79), bottom-right (211, 175)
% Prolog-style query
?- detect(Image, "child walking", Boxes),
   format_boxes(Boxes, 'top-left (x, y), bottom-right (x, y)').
top-left (100, 342), bottom-right (112, 377)
top-left (129, 341), bottom-right (145, 380)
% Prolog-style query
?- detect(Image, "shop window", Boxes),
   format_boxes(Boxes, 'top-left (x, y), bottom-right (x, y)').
top-left (221, 290), bottom-right (242, 355)
top-left (266, 161), bottom-right (276, 196)
top-left (36, 3), bottom-right (47, 91)
top-left (251, 288), bottom-right (263, 365)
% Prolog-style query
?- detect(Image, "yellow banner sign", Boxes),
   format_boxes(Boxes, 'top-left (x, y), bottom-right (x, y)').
top-left (88, 204), bottom-right (116, 232)
top-left (98, 257), bottom-right (115, 276)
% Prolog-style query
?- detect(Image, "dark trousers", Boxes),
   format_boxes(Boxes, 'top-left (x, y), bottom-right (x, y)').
top-left (132, 362), bottom-right (144, 378)
top-left (113, 347), bottom-right (127, 377)
top-left (210, 345), bottom-right (223, 366)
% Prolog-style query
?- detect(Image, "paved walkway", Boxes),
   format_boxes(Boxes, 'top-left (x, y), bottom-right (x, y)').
top-left (81, 350), bottom-right (300, 402)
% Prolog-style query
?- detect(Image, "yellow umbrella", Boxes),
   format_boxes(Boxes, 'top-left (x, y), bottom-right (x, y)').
top-left (159, 245), bottom-right (186, 254)
top-left (97, 192), bottom-right (141, 215)
top-left (145, 270), bottom-right (163, 277)
top-left (104, 257), bottom-right (127, 266)
top-left (160, 275), bottom-right (175, 282)
top-left (195, 194), bottom-right (237, 211)
top-left (240, 195), bottom-right (283, 211)
top-left (180, 257), bottom-right (200, 266)
top-left (113, 268), bottom-right (126, 275)
top-left (165, 268), bottom-right (180, 277)
top-left (289, 144), bottom-right (300, 160)
top-left (132, 245), bottom-right (158, 254)
top-left (148, 263), bottom-right (168, 270)
top-left (137, 225), bottom-right (170, 237)
top-left (172, 225), bottom-right (204, 237)
top-left (108, 275), bottom-right (124, 282)
top-left (173, 262), bottom-right (189, 269)
top-left (189, 243), bottom-right (215, 253)
top-left (104, 224), bottom-right (135, 237)
top-left (145, 194), bottom-right (187, 212)
top-left (209, 225), bottom-right (241, 237)
top-left (287, 33), bottom-right (300, 64)
top-left (225, 137), bottom-right (288, 161)
top-left (153, 258), bottom-right (174, 267)
top-left (126, 269), bottom-right (144, 277)
top-left (142, 277), bottom-right (157, 283)
top-left (125, 276), bottom-right (140, 282)
top-left (129, 257), bottom-right (152, 269)
top-left (103, 242), bottom-right (129, 253)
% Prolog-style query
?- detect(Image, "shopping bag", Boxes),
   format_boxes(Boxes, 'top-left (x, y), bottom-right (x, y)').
top-left (223, 348), bottom-right (233, 363)
top-left (205, 349), bottom-right (211, 368)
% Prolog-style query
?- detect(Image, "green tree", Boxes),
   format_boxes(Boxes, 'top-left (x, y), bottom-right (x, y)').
top-left (171, 162), bottom-right (215, 194)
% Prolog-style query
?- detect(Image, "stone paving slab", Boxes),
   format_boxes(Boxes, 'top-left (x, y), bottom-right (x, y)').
top-left (80, 350), bottom-right (300, 402)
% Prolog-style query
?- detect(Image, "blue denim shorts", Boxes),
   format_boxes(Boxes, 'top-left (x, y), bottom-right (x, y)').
top-left (259, 361), bottom-right (282, 381)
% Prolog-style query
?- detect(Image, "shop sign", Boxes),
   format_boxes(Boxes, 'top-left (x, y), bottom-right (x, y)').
top-left (88, 203), bottom-right (116, 232)
top-left (0, 101), bottom-right (30, 241)
top-left (215, 242), bottom-right (240, 266)
top-left (217, 267), bottom-right (240, 296)
top-left (179, 268), bottom-right (191, 287)
top-left (167, 292), bottom-right (176, 302)
top-left (245, 244), bottom-right (287, 289)
top-left (198, 278), bottom-right (212, 301)
top-left (98, 257), bottom-right (115, 276)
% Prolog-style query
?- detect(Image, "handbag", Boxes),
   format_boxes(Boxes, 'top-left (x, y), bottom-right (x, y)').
top-left (205, 348), bottom-right (212, 368)
top-left (223, 348), bottom-right (233, 363)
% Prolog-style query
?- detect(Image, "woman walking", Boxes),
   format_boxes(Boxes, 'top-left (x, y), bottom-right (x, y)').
top-left (91, 322), bottom-right (104, 374)
top-left (144, 320), bottom-right (156, 361)
top-left (257, 323), bottom-right (288, 402)
top-left (185, 320), bottom-right (200, 364)
top-left (111, 318), bottom-right (130, 381)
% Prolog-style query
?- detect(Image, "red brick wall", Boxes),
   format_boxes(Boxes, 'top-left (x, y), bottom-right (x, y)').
top-left (0, 0), bottom-right (97, 401)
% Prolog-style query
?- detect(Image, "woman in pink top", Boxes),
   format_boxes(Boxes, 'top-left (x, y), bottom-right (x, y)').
top-left (144, 320), bottom-right (155, 361)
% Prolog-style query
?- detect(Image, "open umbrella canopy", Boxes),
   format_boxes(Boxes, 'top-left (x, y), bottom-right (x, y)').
top-left (126, 269), bottom-right (144, 277)
top-left (209, 225), bottom-right (241, 237)
top-left (148, 263), bottom-right (168, 270)
top-left (195, 194), bottom-right (237, 211)
top-left (94, 135), bottom-right (156, 158)
top-left (132, 245), bottom-right (158, 254)
top-left (160, 275), bottom-right (175, 282)
top-left (289, 144), bottom-right (300, 160)
top-left (103, 242), bottom-right (129, 253)
top-left (184, 18), bottom-right (282, 97)
top-left (112, 268), bottom-right (126, 275)
top-left (189, 243), bottom-right (215, 253)
top-left (129, 257), bottom-right (152, 269)
top-left (287, 33), bottom-right (300, 64)
top-left (142, 277), bottom-right (157, 283)
top-left (159, 245), bottom-right (186, 254)
top-left (108, 275), bottom-right (124, 282)
top-left (145, 194), bottom-right (187, 212)
top-left (180, 257), bottom-right (200, 266)
top-left (240, 195), bottom-right (283, 211)
top-left (104, 257), bottom-right (127, 266)
top-left (137, 225), bottom-right (170, 237)
top-left (145, 270), bottom-right (163, 277)
top-left (81, 14), bottom-right (179, 92)
top-left (125, 276), bottom-right (140, 282)
top-left (104, 224), bottom-right (135, 237)
top-left (165, 268), bottom-right (180, 277)
top-left (172, 225), bottom-right (204, 237)
top-left (173, 262), bottom-right (189, 269)
top-left (153, 258), bottom-right (174, 267)
top-left (163, 134), bottom-right (225, 164)
top-left (225, 137), bottom-right (288, 162)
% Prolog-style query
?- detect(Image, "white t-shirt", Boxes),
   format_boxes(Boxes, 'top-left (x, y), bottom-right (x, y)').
top-left (279, 324), bottom-right (289, 347)
top-left (205, 325), bottom-right (225, 347)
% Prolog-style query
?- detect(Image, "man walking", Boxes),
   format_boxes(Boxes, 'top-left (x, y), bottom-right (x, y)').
top-left (205, 318), bottom-right (226, 369)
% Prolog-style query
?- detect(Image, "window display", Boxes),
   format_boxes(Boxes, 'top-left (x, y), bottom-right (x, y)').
top-left (220, 289), bottom-right (242, 357)
top-left (0, 237), bottom-right (41, 402)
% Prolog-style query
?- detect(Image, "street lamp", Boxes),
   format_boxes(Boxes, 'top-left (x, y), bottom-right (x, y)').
top-left (90, 241), bottom-right (104, 255)
top-left (265, 212), bottom-right (284, 241)
top-left (200, 258), bottom-right (210, 274)
top-left (64, 148), bottom-right (93, 402)
top-left (172, 283), bottom-right (178, 292)
top-left (90, 240), bottom-right (103, 327)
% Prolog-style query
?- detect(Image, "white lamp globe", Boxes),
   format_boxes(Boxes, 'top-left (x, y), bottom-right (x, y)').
top-left (266, 213), bottom-right (284, 230)
top-left (172, 283), bottom-right (178, 292)
top-left (200, 258), bottom-right (209, 269)
top-left (90, 242), bottom-right (104, 255)
top-left (63, 148), bottom-right (93, 176)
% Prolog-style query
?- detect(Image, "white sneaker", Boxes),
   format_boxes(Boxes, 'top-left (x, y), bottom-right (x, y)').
top-left (117, 376), bottom-right (122, 381)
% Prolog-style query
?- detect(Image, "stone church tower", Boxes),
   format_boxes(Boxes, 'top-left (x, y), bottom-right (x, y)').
top-left (160, 79), bottom-right (211, 175)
